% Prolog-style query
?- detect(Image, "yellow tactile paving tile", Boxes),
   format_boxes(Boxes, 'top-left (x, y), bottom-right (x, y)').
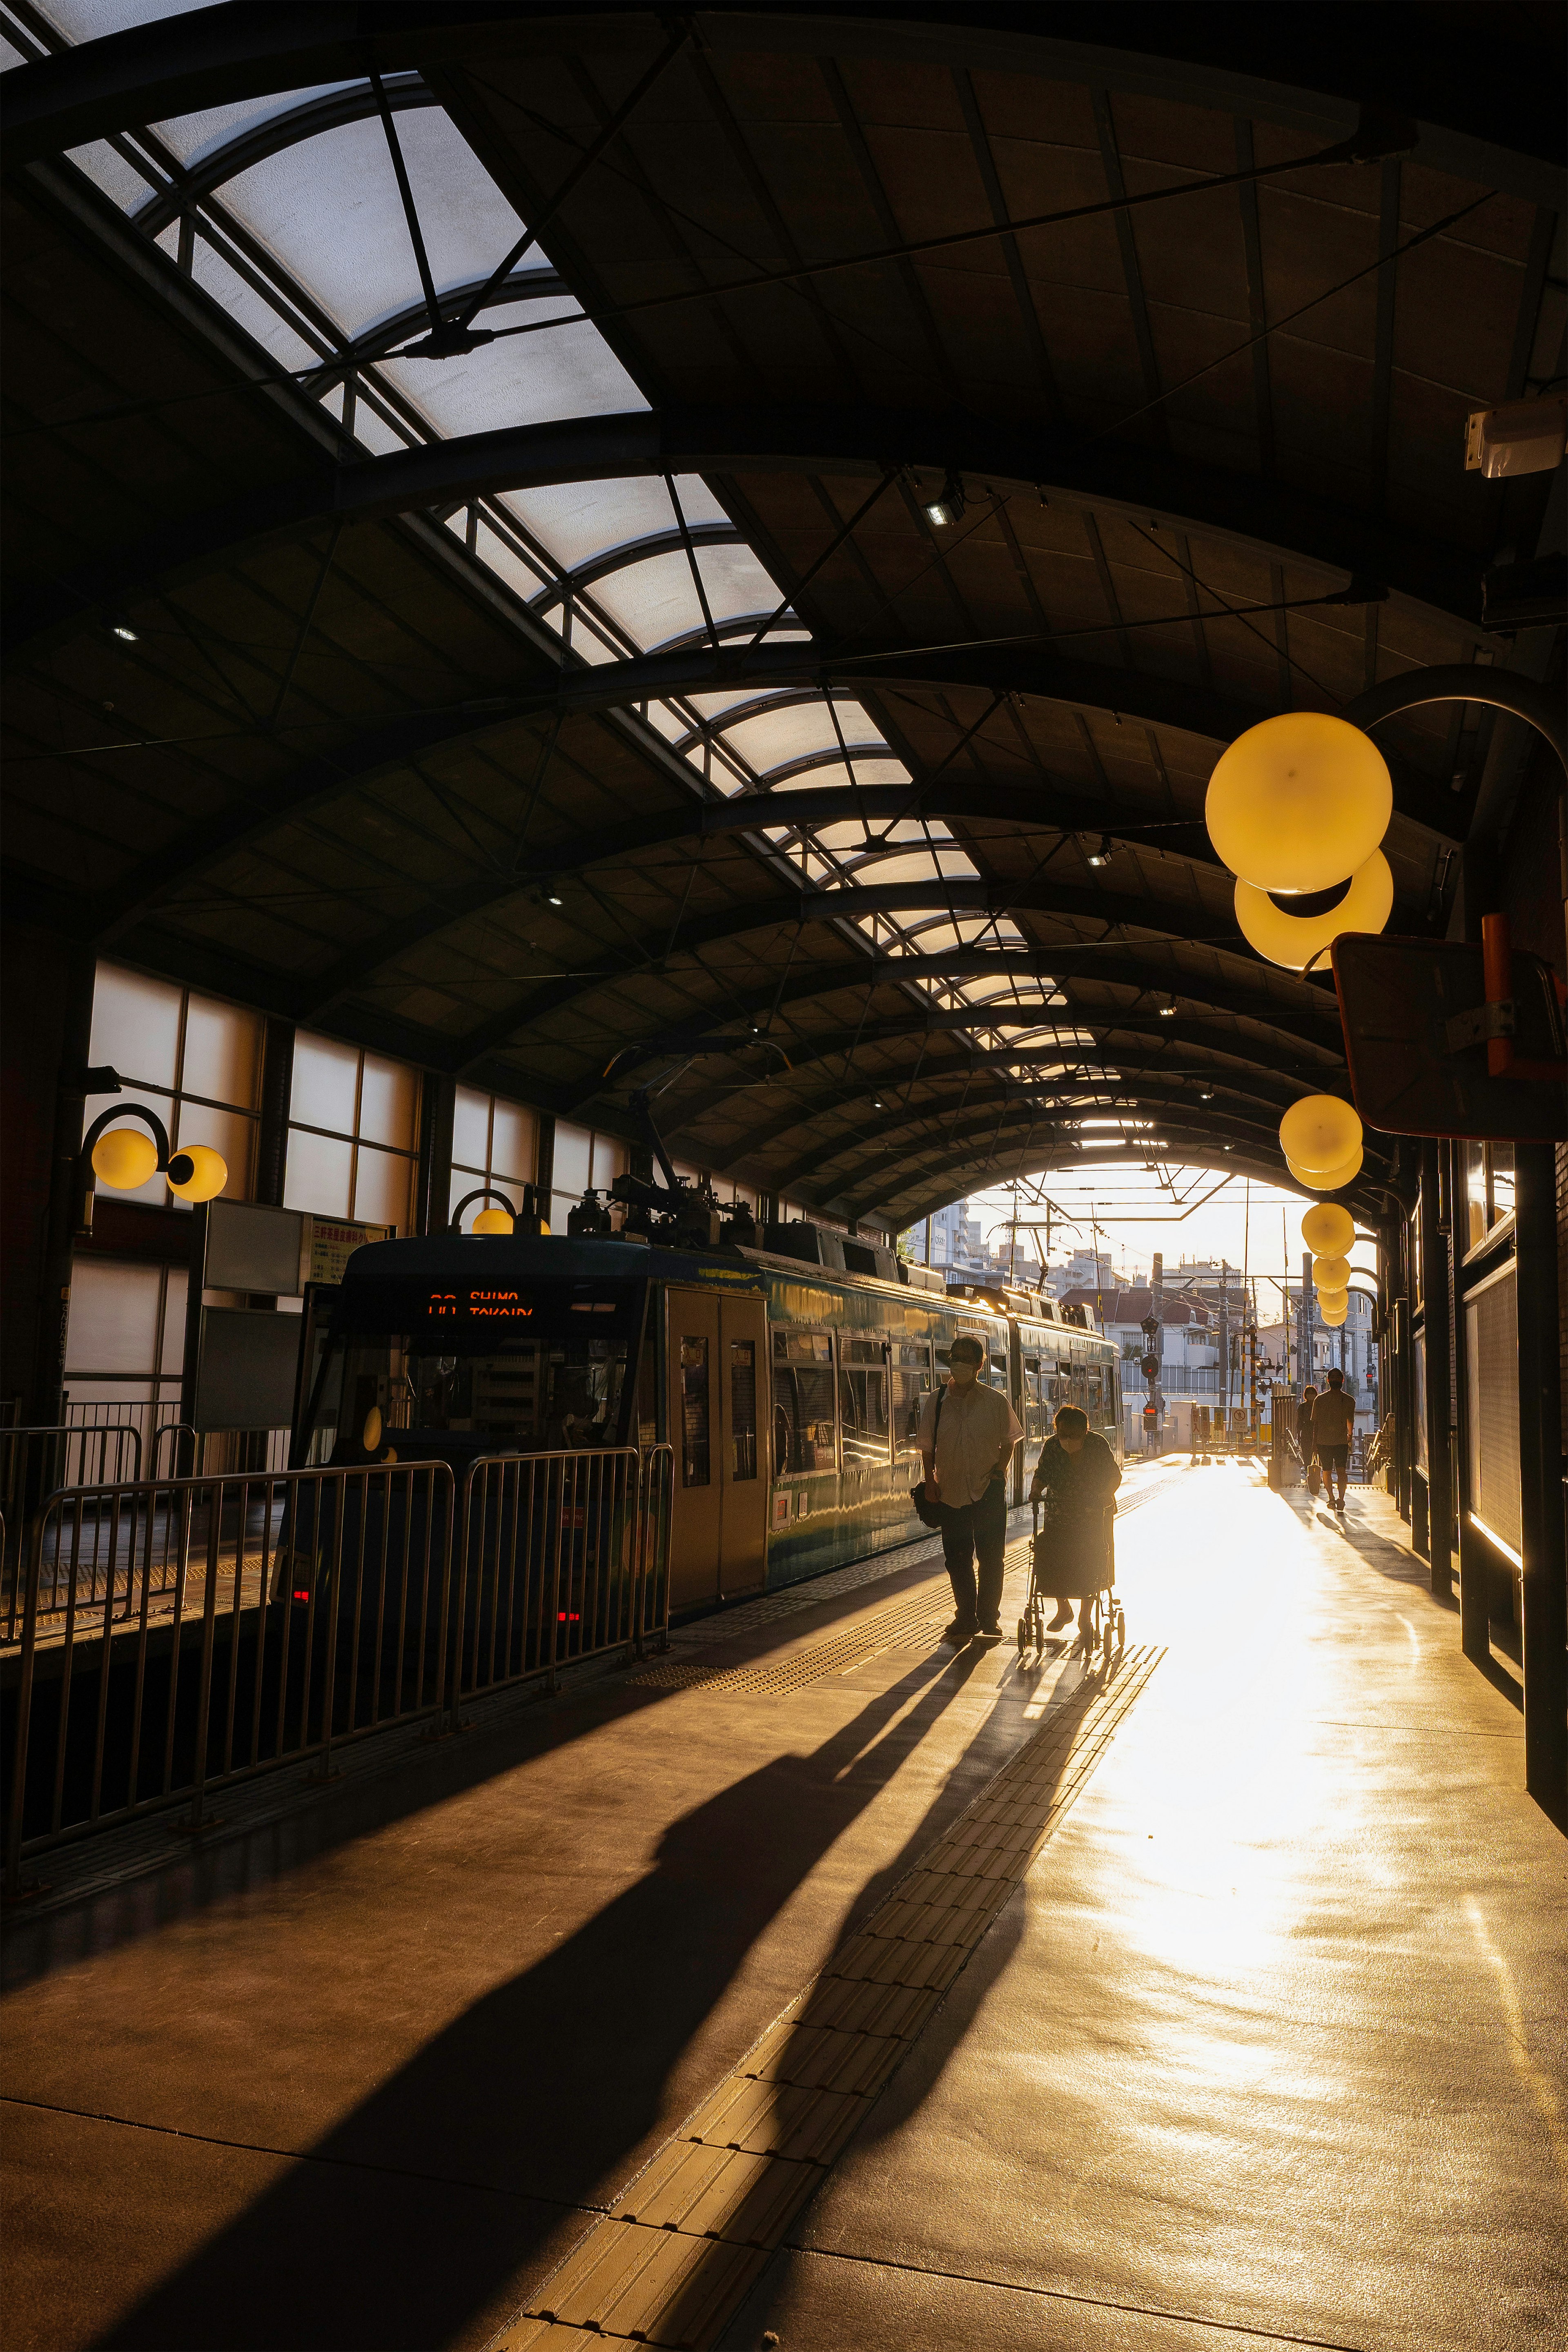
top-left (487, 1644), bottom-right (1164, 2352)
top-left (742, 2016), bottom-right (906, 2096)
top-left (504, 2217), bottom-right (767, 2346)
top-left (681, 2067), bottom-right (873, 2165)
top-left (611, 2138), bottom-right (824, 2244)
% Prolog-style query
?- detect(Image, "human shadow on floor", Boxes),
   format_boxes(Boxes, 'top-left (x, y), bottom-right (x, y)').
top-left (96, 1645), bottom-right (1007, 2350)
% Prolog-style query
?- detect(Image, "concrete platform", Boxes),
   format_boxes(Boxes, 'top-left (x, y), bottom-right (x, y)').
top-left (3, 1464), bottom-right (1564, 2352)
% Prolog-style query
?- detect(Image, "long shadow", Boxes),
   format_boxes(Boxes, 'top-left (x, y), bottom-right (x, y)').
top-left (2, 1547), bottom-right (958, 1998)
top-left (96, 1645), bottom-right (1002, 2351)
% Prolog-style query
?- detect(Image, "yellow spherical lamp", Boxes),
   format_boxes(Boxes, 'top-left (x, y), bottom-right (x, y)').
top-left (472, 1205), bottom-right (514, 1234)
top-left (1312, 1254), bottom-right (1352, 1292)
top-left (1279, 1094), bottom-right (1363, 1174)
top-left (1286, 1145), bottom-right (1364, 1193)
top-left (1301, 1201), bottom-right (1355, 1257)
top-left (166, 1145), bottom-right (227, 1203)
top-left (1315, 1287), bottom-right (1350, 1316)
top-left (1234, 851), bottom-right (1392, 971)
top-left (1317, 1299), bottom-right (1348, 1328)
top-left (1206, 712), bottom-right (1392, 893)
top-left (91, 1127), bottom-right (159, 1190)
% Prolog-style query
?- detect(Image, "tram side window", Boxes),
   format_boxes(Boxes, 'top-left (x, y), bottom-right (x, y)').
top-left (679, 1336), bottom-right (710, 1488)
top-left (838, 1337), bottom-right (890, 1470)
top-left (892, 1341), bottom-right (933, 1457)
top-left (771, 1330), bottom-right (836, 1474)
top-left (730, 1339), bottom-right (758, 1481)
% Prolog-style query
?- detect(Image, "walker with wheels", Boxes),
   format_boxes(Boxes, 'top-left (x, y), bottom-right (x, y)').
top-left (1018, 1497), bottom-right (1125, 1668)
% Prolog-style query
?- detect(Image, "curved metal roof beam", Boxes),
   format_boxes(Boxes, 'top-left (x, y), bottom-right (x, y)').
top-left (713, 1058), bottom-right (1303, 1176)
top-left (449, 873), bottom-right (1284, 1071)
top-left (294, 777), bottom-right (1227, 1017)
top-left (602, 1013), bottom-right (1332, 1130)
top-left (526, 522), bottom-right (746, 612)
top-left (784, 1087), bottom-right (1295, 1202)
top-left (8, 403), bottom-right (1496, 654)
top-left (131, 72), bottom-right (437, 236)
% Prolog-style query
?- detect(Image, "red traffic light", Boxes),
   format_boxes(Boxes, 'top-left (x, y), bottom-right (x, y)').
top-left (1140, 1353), bottom-right (1160, 1378)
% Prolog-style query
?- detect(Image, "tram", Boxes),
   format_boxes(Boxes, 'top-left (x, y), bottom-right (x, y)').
top-left (290, 1221), bottom-right (1122, 1616)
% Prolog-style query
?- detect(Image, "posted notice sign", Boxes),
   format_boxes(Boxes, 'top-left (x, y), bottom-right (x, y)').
top-left (305, 1214), bottom-right (394, 1287)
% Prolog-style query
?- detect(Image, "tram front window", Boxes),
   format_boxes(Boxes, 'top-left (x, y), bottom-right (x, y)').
top-left (321, 1332), bottom-right (631, 1461)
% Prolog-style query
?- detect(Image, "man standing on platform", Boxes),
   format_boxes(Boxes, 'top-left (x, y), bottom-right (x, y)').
top-left (918, 1334), bottom-right (1023, 1646)
top-left (1310, 1367), bottom-right (1356, 1510)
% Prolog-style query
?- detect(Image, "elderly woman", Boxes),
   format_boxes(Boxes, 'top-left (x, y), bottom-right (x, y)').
top-left (1029, 1403), bottom-right (1123, 1641)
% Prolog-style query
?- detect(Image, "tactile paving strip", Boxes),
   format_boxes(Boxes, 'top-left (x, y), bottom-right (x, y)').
top-left (492, 1640), bottom-right (1164, 2350)
top-left (626, 1590), bottom-right (962, 1696)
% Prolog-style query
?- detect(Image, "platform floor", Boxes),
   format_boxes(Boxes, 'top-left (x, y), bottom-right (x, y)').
top-left (3, 1463), bottom-right (1564, 2352)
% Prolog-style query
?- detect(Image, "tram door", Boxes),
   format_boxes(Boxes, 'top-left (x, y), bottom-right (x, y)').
top-left (666, 1289), bottom-right (769, 1610)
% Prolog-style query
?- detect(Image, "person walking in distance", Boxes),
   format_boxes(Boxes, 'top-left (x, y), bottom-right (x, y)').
top-left (1310, 1367), bottom-right (1356, 1510)
top-left (918, 1334), bottom-right (1023, 1645)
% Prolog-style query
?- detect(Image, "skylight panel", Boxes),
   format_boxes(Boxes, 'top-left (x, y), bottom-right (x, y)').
top-left (719, 703), bottom-right (855, 770)
top-left (844, 849), bottom-right (978, 886)
top-left (502, 476), bottom-right (723, 574)
top-left (188, 240), bottom-right (322, 371)
top-left (755, 757), bottom-right (909, 793)
top-left (149, 85), bottom-right (361, 172)
top-left (589, 551), bottom-right (707, 650)
top-left (214, 111), bottom-right (528, 341)
top-left (385, 296), bottom-right (645, 441)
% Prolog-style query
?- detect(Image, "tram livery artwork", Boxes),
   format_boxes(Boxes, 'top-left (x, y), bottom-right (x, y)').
top-left (296, 1223), bottom-right (1122, 1613)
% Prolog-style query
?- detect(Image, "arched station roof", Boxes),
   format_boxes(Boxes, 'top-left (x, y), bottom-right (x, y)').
top-left (3, 2), bottom-right (1563, 1231)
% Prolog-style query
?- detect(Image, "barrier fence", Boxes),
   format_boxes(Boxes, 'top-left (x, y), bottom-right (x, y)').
top-left (3, 1444), bottom-right (675, 1894)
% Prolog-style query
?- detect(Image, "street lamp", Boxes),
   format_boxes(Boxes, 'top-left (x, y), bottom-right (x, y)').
top-left (80, 1099), bottom-right (227, 1228)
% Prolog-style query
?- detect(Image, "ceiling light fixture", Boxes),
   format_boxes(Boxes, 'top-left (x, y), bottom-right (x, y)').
top-left (1157, 1003), bottom-right (1178, 1018)
top-left (1085, 835), bottom-right (1112, 867)
top-left (923, 470), bottom-right (966, 528)
top-left (545, 890), bottom-right (564, 906)
top-left (109, 619), bottom-right (138, 642)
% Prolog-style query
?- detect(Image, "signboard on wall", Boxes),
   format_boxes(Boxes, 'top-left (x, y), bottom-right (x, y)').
top-left (304, 1214), bottom-right (394, 1287)
top-left (192, 1306), bottom-right (304, 1432)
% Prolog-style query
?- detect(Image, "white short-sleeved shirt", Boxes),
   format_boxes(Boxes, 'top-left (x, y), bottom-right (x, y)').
top-left (916, 1378), bottom-right (1023, 1504)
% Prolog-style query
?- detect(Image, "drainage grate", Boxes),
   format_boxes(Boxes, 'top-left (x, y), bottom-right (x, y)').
top-left (495, 1642), bottom-right (1164, 2350)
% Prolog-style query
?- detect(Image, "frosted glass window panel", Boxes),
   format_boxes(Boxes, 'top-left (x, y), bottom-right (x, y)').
top-left (549, 1193), bottom-right (577, 1237)
top-left (350, 403), bottom-right (410, 458)
top-left (474, 520), bottom-right (552, 604)
top-left (358, 1053), bottom-right (417, 1150)
top-left (452, 1086), bottom-right (491, 1172)
top-left (764, 757), bottom-right (905, 792)
top-left (90, 964), bottom-right (181, 1090)
top-left (82, 1089), bottom-right (175, 1209)
top-left (65, 1261), bottom-right (164, 1378)
top-left (352, 1145), bottom-right (412, 1232)
top-left (490, 1100), bottom-right (536, 1185)
top-left (35, 1), bottom-right (210, 40)
top-left (214, 112), bottom-right (522, 344)
top-left (64, 140), bottom-right (153, 210)
top-left (291, 1032), bottom-right (360, 1136)
top-left (503, 475), bottom-right (722, 574)
top-left (691, 543), bottom-right (783, 628)
top-left (683, 690), bottom-right (783, 724)
top-left (385, 295), bottom-right (645, 439)
top-left (571, 626), bottom-right (621, 667)
top-left (553, 1120), bottom-right (592, 1199)
top-left (592, 551), bottom-right (706, 651)
top-left (190, 238), bottom-right (323, 371)
top-left (720, 703), bottom-right (851, 770)
top-left (180, 995), bottom-right (262, 1110)
top-left (851, 849), bottom-right (978, 887)
top-left (642, 704), bottom-right (688, 743)
top-left (171, 1102), bottom-right (256, 1200)
top-left (162, 1270), bottom-right (190, 1374)
top-left (590, 1134), bottom-right (628, 1189)
top-left (284, 1128), bottom-right (353, 1219)
top-left (149, 83), bottom-right (358, 172)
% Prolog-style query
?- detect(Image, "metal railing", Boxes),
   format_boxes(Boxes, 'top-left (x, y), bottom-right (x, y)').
top-left (3, 1443), bottom-right (675, 1892)
top-left (1, 1425), bottom-right (143, 1572)
top-left (454, 1445), bottom-right (673, 1704)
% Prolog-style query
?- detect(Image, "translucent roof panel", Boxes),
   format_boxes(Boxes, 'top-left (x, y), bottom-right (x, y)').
top-left (384, 296), bottom-right (646, 441)
top-left (31, 0), bottom-right (206, 41)
top-left (719, 702), bottom-right (871, 771)
top-left (755, 755), bottom-right (909, 791)
top-left (502, 476), bottom-right (725, 575)
top-left (589, 551), bottom-right (707, 650)
top-left (215, 111), bottom-right (529, 341)
top-left (843, 849), bottom-right (979, 886)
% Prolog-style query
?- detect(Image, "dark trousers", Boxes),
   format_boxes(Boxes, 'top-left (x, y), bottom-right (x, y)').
top-left (939, 1476), bottom-right (1008, 1629)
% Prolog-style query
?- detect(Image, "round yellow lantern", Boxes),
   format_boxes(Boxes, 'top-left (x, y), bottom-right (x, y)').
top-left (1317, 1299), bottom-right (1348, 1328)
top-left (1301, 1201), bottom-right (1355, 1256)
top-left (1206, 712), bottom-right (1392, 894)
top-left (1286, 1145), bottom-right (1364, 1193)
top-left (91, 1126), bottom-right (159, 1190)
top-left (1312, 1254), bottom-right (1352, 1291)
top-left (473, 1205), bottom-right (514, 1234)
top-left (1279, 1094), bottom-right (1363, 1173)
top-left (1315, 1287), bottom-right (1350, 1315)
top-left (167, 1145), bottom-right (228, 1203)
top-left (1234, 851), bottom-right (1392, 971)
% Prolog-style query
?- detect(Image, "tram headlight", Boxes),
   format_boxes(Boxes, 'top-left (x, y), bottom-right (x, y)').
top-left (362, 1405), bottom-right (382, 1452)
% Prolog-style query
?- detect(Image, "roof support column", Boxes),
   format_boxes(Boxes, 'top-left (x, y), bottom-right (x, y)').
top-left (1517, 1139), bottom-right (1567, 1826)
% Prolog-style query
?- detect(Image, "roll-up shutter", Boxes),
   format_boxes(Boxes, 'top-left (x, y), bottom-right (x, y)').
top-left (1465, 1262), bottom-right (1521, 1559)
